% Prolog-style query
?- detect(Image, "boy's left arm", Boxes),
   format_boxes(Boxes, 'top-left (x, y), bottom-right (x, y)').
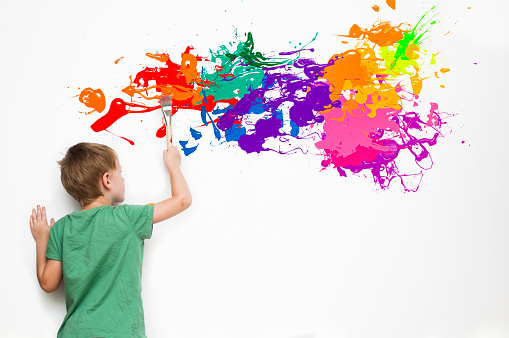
top-left (30, 205), bottom-right (62, 293)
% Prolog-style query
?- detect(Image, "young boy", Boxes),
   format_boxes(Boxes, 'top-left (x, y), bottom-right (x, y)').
top-left (29, 142), bottom-right (192, 337)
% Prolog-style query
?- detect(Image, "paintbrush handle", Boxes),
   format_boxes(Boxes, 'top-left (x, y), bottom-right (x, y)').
top-left (166, 124), bottom-right (173, 149)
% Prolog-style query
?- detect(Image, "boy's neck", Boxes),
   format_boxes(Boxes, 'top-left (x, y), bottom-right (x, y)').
top-left (82, 197), bottom-right (113, 211)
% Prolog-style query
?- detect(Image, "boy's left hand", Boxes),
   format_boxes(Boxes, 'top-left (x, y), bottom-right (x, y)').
top-left (30, 205), bottom-right (55, 242)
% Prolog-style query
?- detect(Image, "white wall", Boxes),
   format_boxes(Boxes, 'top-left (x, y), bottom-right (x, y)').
top-left (2, 0), bottom-right (509, 337)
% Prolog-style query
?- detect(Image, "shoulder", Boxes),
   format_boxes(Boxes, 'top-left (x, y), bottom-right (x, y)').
top-left (113, 204), bottom-right (154, 219)
top-left (50, 214), bottom-right (68, 231)
top-left (48, 214), bottom-right (70, 240)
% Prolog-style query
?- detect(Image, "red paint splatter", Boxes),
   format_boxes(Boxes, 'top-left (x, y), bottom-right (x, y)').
top-left (106, 130), bottom-right (135, 145)
top-left (156, 124), bottom-right (166, 138)
top-left (91, 98), bottom-right (159, 132)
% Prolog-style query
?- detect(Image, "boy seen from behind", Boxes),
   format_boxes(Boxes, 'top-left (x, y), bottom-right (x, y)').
top-left (29, 142), bottom-right (191, 337)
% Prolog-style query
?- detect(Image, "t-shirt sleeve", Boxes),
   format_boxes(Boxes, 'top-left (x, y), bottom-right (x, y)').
top-left (123, 204), bottom-right (155, 240)
top-left (45, 220), bottom-right (63, 261)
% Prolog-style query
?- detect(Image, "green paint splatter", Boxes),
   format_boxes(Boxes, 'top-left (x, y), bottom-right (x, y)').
top-left (390, 6), bottom-right (438, 69)
top-left (380, 46), bottom-right (419, 77)
top-left (201, 32), bottom-right (296, 102)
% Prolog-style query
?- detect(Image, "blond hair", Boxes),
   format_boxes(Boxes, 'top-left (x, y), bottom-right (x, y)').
top-left (58, 142), bottom-right (117, 207)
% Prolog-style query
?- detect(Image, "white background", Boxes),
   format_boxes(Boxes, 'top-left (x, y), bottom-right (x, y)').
top-left (1, 0), bottom-right (508, 337)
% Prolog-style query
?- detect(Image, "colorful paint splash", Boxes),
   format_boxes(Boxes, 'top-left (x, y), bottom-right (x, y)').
top-left (77, 6), bottom-right (454, 191)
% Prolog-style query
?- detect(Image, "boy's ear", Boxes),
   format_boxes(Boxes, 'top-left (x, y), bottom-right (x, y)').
top-left (102, 172), bottom-right (112, 190)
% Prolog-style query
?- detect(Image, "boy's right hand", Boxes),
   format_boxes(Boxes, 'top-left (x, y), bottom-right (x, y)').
top-left (153, 145), bottom-right (191, 224)
top-left (163, 146), bottom-right (181, 169)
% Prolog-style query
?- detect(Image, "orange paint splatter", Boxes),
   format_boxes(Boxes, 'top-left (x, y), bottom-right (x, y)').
top-left (405, 44), bottom-right (420, 60)
top-left (435, 68), bottom-right (450, 78)
top-left (410, 66), bottom-right (425, 95)
top-left (319, 46), bottom-right (402, 119)
top-left (372, 4), bottom-right (380, 12)
top-left (181, 52), bottom-right (199, 83)
top-left (146, 53), bottom-right (169, 63)
top-left (386, 0), bottom-right (395, 10)
top-left (339, 22), bottom-right (404, 47)
top-left (444, 20), bottom-right (459, 37)
top-left (78, 88), bottom-right (106, 113)
top-left (122, 84), bottom-right (162, 100)
top-left (114, 56), bottom-right (124, 64)
top-left (440, 85), bottom-right (445, 88)
top-left (321, 50), bottom-right (370, 100)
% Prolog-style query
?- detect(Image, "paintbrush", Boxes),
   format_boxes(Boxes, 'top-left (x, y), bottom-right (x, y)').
top-left (160, 95), bottom-right (173, 149)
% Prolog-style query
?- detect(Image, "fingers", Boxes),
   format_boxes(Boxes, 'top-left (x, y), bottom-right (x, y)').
top-left (41, 206), bottom-right (47, 223)
top-left (36, 205), bottom-right (42, 222)
top-left (31, 206), bottom-right (52, 227)
top-left (30, 205), bottom-right (54, 241)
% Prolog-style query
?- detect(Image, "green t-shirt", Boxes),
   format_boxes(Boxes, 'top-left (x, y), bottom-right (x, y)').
top-left (46, 204), bottom-right (154, 338)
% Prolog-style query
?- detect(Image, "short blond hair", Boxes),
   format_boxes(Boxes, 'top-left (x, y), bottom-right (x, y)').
top-left (58, 142), bottom-right (117, 207)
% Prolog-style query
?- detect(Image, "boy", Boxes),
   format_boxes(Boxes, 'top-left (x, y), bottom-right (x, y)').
top-left (29, 142), bottom-right (192, 337)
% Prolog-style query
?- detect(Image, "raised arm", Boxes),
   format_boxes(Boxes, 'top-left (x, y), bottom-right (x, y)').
top-left (152, 146), bottom-right (192, 224)
top-left (30, 205), bottom-right (62, 293)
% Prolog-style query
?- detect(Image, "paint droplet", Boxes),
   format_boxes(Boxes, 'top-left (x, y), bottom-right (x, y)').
top-left (79, 88), bottom-right (106, 113)
top-left (386, 0), bottom-right (396, 10)
top-left (440, 85), bottom-right (445, 88)
top-left (156, 124), bottom-right (166, 138)
top-left (440, 68), bottom-right (450, 73)
top-left (372, 4), bottom-right (379, 12)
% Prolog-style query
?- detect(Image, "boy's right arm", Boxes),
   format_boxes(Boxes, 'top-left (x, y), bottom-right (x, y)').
top-left (152, 146), bottom-right (192, 224)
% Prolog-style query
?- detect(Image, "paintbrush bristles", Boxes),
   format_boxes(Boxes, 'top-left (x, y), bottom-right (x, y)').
top-left (160, 95), bottom-right (172, 128)
top-left (160, 95), bottom-right (172, 109)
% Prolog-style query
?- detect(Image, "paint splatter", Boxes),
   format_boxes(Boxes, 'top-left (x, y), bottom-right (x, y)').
top-left (77, 7), bottom-right (454, 191)
top-left (78, 88), bottom-right (106, 114)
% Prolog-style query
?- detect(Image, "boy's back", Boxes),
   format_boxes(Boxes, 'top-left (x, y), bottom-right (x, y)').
top-left (30, 142), bottom-right (191, 336)
top-left (46, 204), bottom-right (154, 337)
